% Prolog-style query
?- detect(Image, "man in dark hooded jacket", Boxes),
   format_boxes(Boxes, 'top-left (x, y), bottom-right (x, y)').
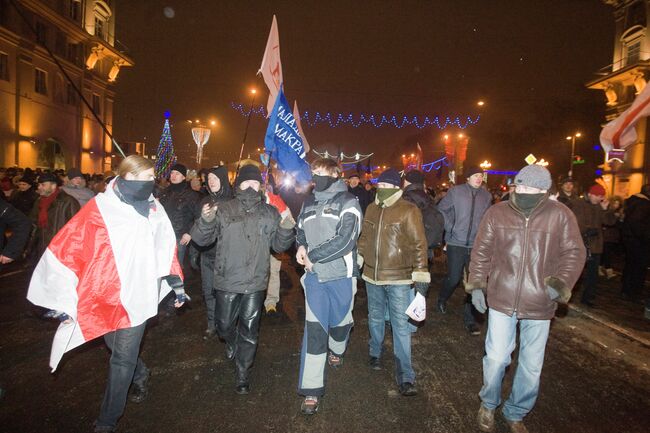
top-left (191, 164), bottom-right (295, 394)
top-left (621, 184), bottom-right (650, 310)
top-left (196, 166), bottom-right (233, 339)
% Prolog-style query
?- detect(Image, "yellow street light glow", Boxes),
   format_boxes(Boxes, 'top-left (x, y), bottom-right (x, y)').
top-left (195, 119), bottom-right (200, 123)
top-left (477, 100), bottom-right (485, 106)
top-left (187, 120), bottom-right (192, 124)
top-left (210, 120), bottom-right (216, 126)
top-left (444, 134), bottom-right (449, 140)
top-left (250, 88), bottom-right (257, 94)
top-left (458, 133), bottom-right (464, 138)
top-left (402, 154), bottom-right (406, 158)
top-left (410, 153), bottom-right (415, 157)
top-left (575, 132), bottom-right (582, 137)
top-left (566, 136), bottom-right (572, 140)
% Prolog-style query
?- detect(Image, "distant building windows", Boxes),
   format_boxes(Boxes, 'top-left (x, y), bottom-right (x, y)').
top-left (94, 16), bottom-right (105, 39)
top-left (66, 82), bottom-right (78, 105)
top-left (93, 1), bottom-right (112, 42)
top-left (35, 68), bottom-right (48, 95)
top-left (626, 38), bottom-right (642, 66)
top-left (66, 42), bottom-right (79, 65)
top-left (35, 21), bottom-right (47, 46)
top-left (92, 93), bottom-right (101, 114)
top-left (0, 52), bottom-right (8, 81)
top-left (69, 0), bottom-right (81, 22)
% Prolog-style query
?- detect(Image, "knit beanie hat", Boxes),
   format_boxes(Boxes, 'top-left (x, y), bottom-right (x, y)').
top-left (170, 163), bottom-right (187, 177)
top-left (37, 172), bottom-right (59, 184)
top-left (588, 184), bottom-right (606, 197)
top-left (67, 168), bottom-right (83, 180)
top-left (235, 164), bottom-right (263, 188)
top-left (464, 165), bottom-right (483, 178)
top-left (514, 164), bottom-right (552, 190)
top-left (404, 170), bottom-right (425, 185)
top-left (377, 168), bottom-right (402, 187)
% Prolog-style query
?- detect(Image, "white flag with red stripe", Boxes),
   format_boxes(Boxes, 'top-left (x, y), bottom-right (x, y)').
top-left (258, 15), bottom-right (283, 117)
top-left (27, 181), bottom-right (182, 371)
top-left (600, 82), bottom-right (650, 153)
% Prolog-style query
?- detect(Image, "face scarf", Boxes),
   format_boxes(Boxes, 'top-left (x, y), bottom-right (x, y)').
top-left (376, 187), bottom-right (400, 205)
top-left (513, 192), bottom-right (545, 216)
top-left (115, 177), bottom-right (155, 217)
top-left (312, 175), bottom-right (337, 192)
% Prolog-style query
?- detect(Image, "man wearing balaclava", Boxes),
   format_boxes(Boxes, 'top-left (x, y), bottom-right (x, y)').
top-left (466, 164), bottom-right (585, 433)
top-left (357, 168), bottom-right (429, 398)
top-left (294, 158), bottom-right (362, 416)
top-left (191, 164), bottom-right (295, 395)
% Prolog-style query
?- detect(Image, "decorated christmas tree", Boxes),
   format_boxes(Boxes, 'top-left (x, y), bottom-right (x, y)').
top-left (154, 111), bottom-right (177, 178)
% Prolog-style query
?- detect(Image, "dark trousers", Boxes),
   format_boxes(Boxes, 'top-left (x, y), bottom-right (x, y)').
top-left (96, 322), bottom-right (149, 429)
top-left (601, 241), bottom-right (620, 269)
top-left (214, 290), bottom-right (265, 382)
top-left (200, 254), bottom-right (216, 331)
top-left (622, 240), bottom-right (650, 297)
top-left (438, 244), bottom-right (475, 326)
top-left (582, 254), bottom-right (601, 303)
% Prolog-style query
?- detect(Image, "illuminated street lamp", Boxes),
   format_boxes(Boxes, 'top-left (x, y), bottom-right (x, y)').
top-left (480, 160), bottom-right (491, 182)
top-left (477, 100), bottom-right (485, 107)
top-left (566, 132), bottom-right (582, 177)
top-left (536, 158), bottom-right (549, 167)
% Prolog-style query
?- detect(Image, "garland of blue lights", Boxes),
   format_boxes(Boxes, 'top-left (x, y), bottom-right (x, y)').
top-left (342, 155), bottom-right (450, 173)
top-left (230, 102), bottom-right (480, 130)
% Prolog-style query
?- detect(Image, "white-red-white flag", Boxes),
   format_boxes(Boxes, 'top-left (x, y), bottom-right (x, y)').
top-left (27, 182), bottom-right (182, 371)
top-left (293, 100), bottom-right (310, 154)
top-left (258, 15), bottom-right (283, 117)
top-left (600, 82), bottom-right (650, 153)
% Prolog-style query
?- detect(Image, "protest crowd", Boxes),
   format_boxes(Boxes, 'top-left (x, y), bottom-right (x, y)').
top-left (1, 155), bottom-right (649, 433)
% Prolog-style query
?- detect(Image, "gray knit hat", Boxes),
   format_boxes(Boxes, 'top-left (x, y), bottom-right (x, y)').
top-left (514, 165), bottom-right (552, 190)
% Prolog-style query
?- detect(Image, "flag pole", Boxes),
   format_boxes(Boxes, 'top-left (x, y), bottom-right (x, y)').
top-left (235, 89), bottom-right (257, 178)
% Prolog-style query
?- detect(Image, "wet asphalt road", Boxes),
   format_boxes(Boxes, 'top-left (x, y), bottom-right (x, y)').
top-left (0, 257), bottom-right (648, 433)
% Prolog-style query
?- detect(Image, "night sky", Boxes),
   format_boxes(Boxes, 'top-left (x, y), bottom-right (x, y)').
top-left (113, 0), bottom-right (614, 179)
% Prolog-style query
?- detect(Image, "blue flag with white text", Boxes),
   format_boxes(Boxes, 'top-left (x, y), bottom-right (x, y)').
top-left (264, 87), bottom-right (311, 184)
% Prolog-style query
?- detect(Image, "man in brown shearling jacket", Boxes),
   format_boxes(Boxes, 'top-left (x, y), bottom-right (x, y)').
top-left (465, 164), bottom-right (585, 433)
top-left (357, 168), bottom-right (430, 397)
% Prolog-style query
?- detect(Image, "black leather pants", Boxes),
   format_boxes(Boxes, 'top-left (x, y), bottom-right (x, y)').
top-left (214, 290), bottom-right (265, 382)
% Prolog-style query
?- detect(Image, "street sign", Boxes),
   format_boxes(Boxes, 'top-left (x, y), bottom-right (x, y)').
top-left (525, 153), bottom-right (537, 165)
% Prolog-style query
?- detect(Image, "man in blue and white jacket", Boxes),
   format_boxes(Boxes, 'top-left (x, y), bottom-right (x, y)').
top-left (295, 158), bottom-right (362, 415)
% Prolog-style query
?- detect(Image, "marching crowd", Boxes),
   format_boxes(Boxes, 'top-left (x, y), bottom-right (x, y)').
top-left (1, 158), bottom-right (649, 433)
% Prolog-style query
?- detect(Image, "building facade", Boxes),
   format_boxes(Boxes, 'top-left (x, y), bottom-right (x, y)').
top-left (0, 0), bottom-right (133, 174)
top-left (588, 0), bottom-right (650, 197)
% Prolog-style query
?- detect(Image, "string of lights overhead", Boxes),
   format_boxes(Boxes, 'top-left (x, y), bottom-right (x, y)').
top-left (230, 102), bottom-right (480, 130)
top-left (311, 149), bottom-right (374, 162)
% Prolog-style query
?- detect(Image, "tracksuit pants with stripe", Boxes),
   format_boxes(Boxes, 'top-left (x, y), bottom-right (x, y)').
top-left (298, 271), bottom-right (355, 397)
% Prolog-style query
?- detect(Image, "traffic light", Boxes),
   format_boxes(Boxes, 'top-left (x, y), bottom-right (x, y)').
top-left (572, 155), bottom-right (585, 165)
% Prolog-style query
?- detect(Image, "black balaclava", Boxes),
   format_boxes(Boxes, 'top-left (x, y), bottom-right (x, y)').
top-left (115, 177), bottom-right (154, 217)
top-left (312, 175), bottom-right (337, 192)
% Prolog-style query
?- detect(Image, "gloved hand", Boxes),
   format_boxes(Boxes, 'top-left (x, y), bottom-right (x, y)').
top-left (279, 214), bottom-right (296, 229)
top-left (471, 289), bottom-right (487, 314)
top-left (546, 286), bottom-right (560, 301)
top-left (201, 203), bottom-right (217, 223)
top-left (414, 281), bottom-right (429, 297)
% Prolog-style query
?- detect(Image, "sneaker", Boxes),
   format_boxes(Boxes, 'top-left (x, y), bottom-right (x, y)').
top-left (327, 352), bottom-right (343, 369)
top-left (265, 304), bottom-right (277, 315)
top-left (505, 418), bottom-right (530, 433)
top-left (301, 396), bottom-right (319, 415)
top-left (128, 372), bottom-right (149, 403)
top-left (605, 268), bottom-right (616, 279)
top-left (466, 323), bottom-right (480, 336)
top-left (368, 356), bottom-right (382, 371)
top-left (398, 382), bottom-right (418, 396)
top-left (203, 328), bottom-right (217, 340)
top-left (477, 404), bottom-right (495, 432)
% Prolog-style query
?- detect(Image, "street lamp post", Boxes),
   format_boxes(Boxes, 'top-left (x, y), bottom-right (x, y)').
top-left (480, 160), bottom-right (491, 183)
top-left (566, 132), bottom-right (581, 177)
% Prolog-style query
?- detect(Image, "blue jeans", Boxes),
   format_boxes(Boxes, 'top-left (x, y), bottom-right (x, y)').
top-left (96, 322), bottom-right (149, 429)
top-left (366, 282), bottom-right (415, 385)
top-left (480, 309), bottom-right (550, 421)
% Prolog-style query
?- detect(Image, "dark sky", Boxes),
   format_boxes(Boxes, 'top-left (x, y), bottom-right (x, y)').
top-left (113, 0), bottom-right (615, 174)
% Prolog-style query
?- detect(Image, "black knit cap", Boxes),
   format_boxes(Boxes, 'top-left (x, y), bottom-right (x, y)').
top-left (67, 167), bottom-right (83, 180)
top-left (37, 172), bottom-right (59, 184)
top-left (404, 170), bottom-right (425, 185)
top-left (235, 164), bottom-right (263, 188)
top-left (170, 163), bottom-right (187, 177)
top-left (464, 165), bottom-right (483, 178)
top-left (377, 168), bottom-right (402, 187)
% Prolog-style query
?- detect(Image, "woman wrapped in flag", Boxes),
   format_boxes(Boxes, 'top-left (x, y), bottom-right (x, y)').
top-left (27, 155), bottom-right (186, 433)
